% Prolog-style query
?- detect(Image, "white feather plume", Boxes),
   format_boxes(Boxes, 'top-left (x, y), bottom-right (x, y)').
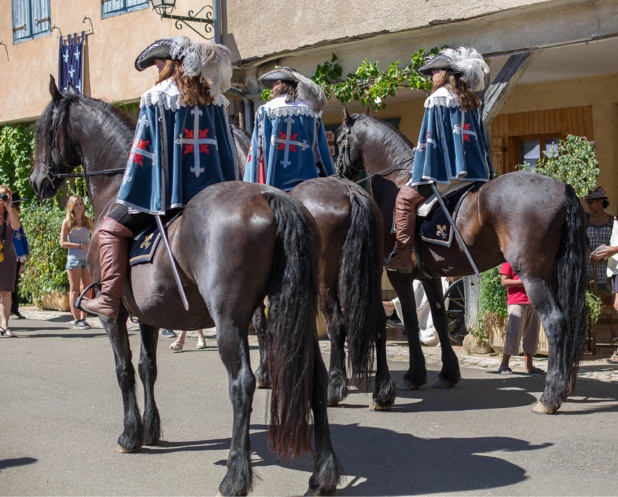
top-left (169, 36), bottom-right (233, 98)
top-left (443, 47), bottom-right (490, 91)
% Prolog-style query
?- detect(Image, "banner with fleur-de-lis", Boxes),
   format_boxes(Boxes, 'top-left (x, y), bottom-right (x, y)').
top-left (58, 31), bottom-right (85, 93)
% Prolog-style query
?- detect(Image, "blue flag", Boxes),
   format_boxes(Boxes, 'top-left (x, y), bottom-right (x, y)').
top-left (58, 32), bottom-right (85, 93)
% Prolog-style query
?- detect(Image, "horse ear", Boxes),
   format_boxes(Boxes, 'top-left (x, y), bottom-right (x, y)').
top-left (66, 82), bottom-right (77, 94)
top-left (49, 75), bottom-right (63, 103)
top-left (364, 106), bottom-right (371, 116)
top-left (342, 105), bottom-right (352, 125)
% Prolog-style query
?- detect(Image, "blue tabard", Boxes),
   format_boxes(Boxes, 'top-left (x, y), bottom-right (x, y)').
top-left (243, 96), bottom-right (334, 191)
top-left (117, 78), bottom-right (238, 214)
top-left (409, 87), bottom-right (493, 188)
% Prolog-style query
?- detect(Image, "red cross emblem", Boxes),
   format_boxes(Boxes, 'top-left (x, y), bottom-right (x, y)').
top-left (277, 131), bottom-right (299, 152)
top-left (182, 128), bottom-right (211, 154)
top-left (463, 123), bottom-right (472, 142)
top-left (133, 139), bottom-right (151, 166)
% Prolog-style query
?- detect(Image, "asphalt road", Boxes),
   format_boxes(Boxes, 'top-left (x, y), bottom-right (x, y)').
top-left (1, 312), bottom-right (618, 496)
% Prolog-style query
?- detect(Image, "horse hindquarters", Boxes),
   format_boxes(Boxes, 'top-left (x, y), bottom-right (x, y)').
top-left (265, 193), bottom-right (343, 493)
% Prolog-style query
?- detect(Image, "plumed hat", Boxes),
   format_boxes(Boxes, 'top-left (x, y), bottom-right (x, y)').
top-left (134, 36), bottom-right (233, 98)
top-left (585, 186), bottom-right (609, 201)
top-left (259, 66), bottom-right (327, 112)
top-left (418, 47), bottom-right (490, 92)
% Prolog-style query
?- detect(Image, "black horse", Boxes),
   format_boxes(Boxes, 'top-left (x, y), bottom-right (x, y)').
top-left (30, 77), bottom-right (343, 496)
top-left (336, 108), bottom-right (587, 414)
top-left (232, 127), bottom-right (395, 410)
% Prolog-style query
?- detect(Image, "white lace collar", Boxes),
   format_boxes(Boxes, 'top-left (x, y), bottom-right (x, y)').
top-left (424, 86), bottom-right (461, 109)
top-left (262, 96), bottom-right (321, 118)
top-left (140, 78), bottom-right (228, 111)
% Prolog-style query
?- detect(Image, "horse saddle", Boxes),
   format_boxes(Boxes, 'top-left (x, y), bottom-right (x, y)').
top-left (416, 182), bottom-right (482, 248)
top-left (129, 211), bottom-right (183, 267)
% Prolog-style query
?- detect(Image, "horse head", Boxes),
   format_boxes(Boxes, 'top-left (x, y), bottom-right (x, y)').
top-left (334, 106), bottom-right (366, 181)
top-left (31, 75), bottom-right (83, 200)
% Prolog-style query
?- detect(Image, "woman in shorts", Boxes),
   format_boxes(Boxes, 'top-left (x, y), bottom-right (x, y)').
top-left (60, 195), bottom-right (94, 329)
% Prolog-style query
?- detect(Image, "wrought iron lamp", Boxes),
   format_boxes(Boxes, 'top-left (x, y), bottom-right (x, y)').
top-left (150, 0), bottom-right (215, 40)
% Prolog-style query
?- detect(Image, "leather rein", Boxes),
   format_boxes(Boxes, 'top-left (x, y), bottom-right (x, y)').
top-left (335, 124), bottom-right (414, 185)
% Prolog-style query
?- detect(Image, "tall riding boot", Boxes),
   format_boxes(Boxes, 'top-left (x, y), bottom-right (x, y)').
top-left (386, 184), bottom-right (423, 274)
top-left (79, 217), bottom-right (133, 322)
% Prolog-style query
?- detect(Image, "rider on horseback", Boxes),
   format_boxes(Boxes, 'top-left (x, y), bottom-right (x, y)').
top-left (80, 37), bottom-right (237, 321)
top-left (386, 47), bottom-right (494, 273)
top-left (244, 66), bottom-right (334, 191)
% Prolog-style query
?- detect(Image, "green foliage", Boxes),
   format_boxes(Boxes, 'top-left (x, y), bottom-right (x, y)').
top-left (586, 290), bottom-right (601, 325)
top-left (0, 125), bottom-right (36, 200)
top-left (19, 198), bottom-right (69, 303)
top-left (478, 266), bottom-right (508, 329)
top-left (261, 47), bottom-right (445, 111)
top-left (516, 135), bottom-right (599, 197)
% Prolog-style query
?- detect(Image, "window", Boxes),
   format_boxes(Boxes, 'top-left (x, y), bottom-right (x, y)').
top-left (12, 0), bottom-right (51, 44)
top-left (102, 0), bottom-right (149, 19)
top-left (519, 135), bottom-right (560, 168)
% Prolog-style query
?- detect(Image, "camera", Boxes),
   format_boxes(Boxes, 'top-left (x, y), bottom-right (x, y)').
top-left (0, 194), bottom-right (8, 202)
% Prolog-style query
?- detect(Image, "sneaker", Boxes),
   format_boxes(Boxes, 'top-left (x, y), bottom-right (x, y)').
top-left (160, 329), bottom-right (177, 338)
top-left (73, 320), bottom-right (90, 330)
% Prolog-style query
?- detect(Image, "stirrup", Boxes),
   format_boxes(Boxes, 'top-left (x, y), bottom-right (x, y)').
top-left (75, 281), bottom-right (101, 312)
top-left (385, 249), bottom-right (413, 274)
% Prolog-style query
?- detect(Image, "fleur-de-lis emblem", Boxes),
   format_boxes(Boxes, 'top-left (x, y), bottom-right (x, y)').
top-left (436, 224), bottom-right (447, 239)
top-left (140, 233), bottom-right (154, 249)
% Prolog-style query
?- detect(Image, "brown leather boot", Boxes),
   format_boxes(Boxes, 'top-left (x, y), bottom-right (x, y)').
top-left (386, 185), bottom-right (425, 273)
top-left (79, 217), bottom-right (133, 322)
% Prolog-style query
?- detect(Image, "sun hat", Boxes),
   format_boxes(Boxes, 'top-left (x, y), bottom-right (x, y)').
top-left (417, 47), bottom-right (490, 92)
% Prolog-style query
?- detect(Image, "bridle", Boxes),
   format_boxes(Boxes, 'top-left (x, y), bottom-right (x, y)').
top-left (335, 123), bottom-right (415, 186)
top-left (43, 101), bottom-right (125, 185)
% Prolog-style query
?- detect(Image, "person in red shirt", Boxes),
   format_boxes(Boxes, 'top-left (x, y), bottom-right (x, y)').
top-left (497, 262), bottom-right (545, 374)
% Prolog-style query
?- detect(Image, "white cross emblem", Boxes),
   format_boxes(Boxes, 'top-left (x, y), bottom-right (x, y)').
top-left (272, 116), bottom-right (310, 168)
top-left (175, 106), bottom-right (218, 178)
top-left (453, 123), bottom-right (477, 142)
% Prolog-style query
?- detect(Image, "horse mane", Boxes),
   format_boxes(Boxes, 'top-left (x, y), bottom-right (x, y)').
top-left (36, 91), bottom-right (136, 171)
top-left (352, 113), bottom-right (416, 156)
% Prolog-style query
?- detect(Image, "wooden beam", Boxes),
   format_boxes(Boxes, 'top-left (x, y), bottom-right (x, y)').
top-left (481, 51), bottom-right (542, 128)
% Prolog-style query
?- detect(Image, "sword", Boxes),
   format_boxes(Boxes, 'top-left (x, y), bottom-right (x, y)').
top-left (155, 215), bottom-right (190, 311)
top-left (429, 182), bottom-right (480, 277)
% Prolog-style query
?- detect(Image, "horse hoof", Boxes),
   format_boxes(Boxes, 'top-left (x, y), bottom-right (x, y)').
top-left (369, 401), bottom-right (392, 411)
top-left (397, 379), bottom-right (420, 390)
top-left (432, 377), bottom-right (454, 389)
top-left (116, 444), bottom-right (139, 453)
top-left (532, 401), bottom-right (555, 415)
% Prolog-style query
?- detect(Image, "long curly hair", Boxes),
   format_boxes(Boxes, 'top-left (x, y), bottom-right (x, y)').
top-left (65, 195), bottom-right (94, 233)
top-left (433, 71), bottom-right (481, 112)
top-left (158, 60), bottom-right (214, 106)
top-left (271, 81), bottom-right (298, 103)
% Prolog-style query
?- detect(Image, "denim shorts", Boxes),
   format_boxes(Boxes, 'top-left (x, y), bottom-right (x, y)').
top-left (66, 255), bottom-right (88, 270)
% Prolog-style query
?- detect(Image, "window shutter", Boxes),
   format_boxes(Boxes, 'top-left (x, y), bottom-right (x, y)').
top-left (32, 0), bottom-right (51, 37)
top-left (127, 0), bottom-right (148, 8)
top-left (12, 0), bottom-right (31, 43)
top-left (102, 0), bottom-right (125, 16)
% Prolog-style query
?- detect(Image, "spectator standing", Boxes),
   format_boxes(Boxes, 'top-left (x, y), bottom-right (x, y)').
top-left (0, 185), bottom-right (21, 337)
top-left (60, 195), bottom-right (94, 330)
top-left (169, 329), bottom-right (207, 352)
top-left (10, 191), bottom-right (29, 320)
top-left (497, 262), bottom-right (545, 375)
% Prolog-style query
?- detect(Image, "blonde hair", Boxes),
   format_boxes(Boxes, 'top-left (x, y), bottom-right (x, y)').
top-left (65, 195), bottom-right (94, 233)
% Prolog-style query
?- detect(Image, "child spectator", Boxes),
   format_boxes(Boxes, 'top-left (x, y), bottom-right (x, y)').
top-left (497, 262), bottom-right (545, 375)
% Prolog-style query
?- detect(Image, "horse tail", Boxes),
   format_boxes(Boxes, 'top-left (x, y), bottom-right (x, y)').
top-left (264, 192), bottom-right (318, 458)
top-left (551, 183), bottom-right (587, 401)
top-left (339, 182), bottom-right (385, 388)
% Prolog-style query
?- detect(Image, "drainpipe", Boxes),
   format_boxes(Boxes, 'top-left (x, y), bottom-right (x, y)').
top-left (213, 0), bottom-right (220, 44)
